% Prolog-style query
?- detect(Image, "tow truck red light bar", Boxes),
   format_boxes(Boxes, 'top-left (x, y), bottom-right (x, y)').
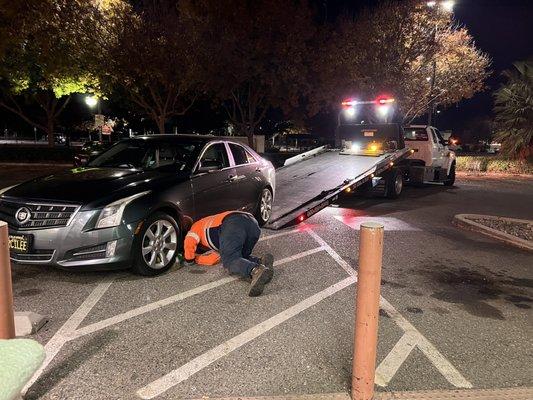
top-left (342, 97), bottom-right (395, 107)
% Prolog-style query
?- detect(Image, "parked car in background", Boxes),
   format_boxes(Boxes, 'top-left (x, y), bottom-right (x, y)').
top-left (1, 135), bottom-right (276, 275)
top-left (74, 141), bottom-right (112, 166)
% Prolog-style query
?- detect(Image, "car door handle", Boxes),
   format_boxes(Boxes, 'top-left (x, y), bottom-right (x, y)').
top-left (226, 175), bottom-right (237, 182)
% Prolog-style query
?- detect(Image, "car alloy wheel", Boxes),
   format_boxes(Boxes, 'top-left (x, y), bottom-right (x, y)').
top-left (141, 219), bottom-right (177, 269)
top-left (260, 188), bottom-right (273, 223)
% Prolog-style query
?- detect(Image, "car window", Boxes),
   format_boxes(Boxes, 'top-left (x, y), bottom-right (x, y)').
top-left (88, 139), bottom-right (202, 171)
top-left (200, 143), bottom-right (229, 169)
top-left (404, 128), bottom-right (428, 141)
top-left (229, 143), bottom-right (249, 165)
top-left (245, 149), bottom-right (257, 163)
top-left (430, 129), bottom-right (439, 145)
top-left (434, 128), bottom-right (446, 144)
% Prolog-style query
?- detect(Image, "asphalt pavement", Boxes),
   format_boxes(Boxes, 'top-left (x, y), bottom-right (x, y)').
top-left (3, 167), bottom-right (533, 399)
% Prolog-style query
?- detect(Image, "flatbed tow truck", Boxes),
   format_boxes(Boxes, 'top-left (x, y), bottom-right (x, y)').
top-left (265, 97), bottom-right (456, 230)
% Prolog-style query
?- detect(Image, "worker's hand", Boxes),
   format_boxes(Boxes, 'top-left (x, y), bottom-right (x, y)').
top-left (181, 258), bottom-right (196, 268)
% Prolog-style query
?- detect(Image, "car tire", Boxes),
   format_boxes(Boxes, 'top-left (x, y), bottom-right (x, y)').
top-left (444, 162), bottom-right (456, 186)
top-left (385, 168), bottom-right (403, 199)
top-left (255, 187), bottom-right (273, 226)
top-left (132, 212), bottom-right (179, 276)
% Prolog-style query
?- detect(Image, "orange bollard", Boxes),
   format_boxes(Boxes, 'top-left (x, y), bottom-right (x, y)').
top-left (352, 222), bottom-right (384, 400)
top-left (0, 221), bottom-right (16, 339)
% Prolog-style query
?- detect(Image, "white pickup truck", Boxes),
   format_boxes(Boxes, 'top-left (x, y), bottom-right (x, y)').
top-left (402, 125), bottom-right (456, 187)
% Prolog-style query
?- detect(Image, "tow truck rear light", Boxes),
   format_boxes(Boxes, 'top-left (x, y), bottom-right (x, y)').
top-left (298, 214), bottom-right (306, 222)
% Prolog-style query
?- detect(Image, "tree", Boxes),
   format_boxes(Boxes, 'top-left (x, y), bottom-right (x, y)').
top-left (0, 0), bottom-right (101, 146)
top-left (98, 0), bottom-right (203, 135)
top-left (187, 0), bottom-right (316, 147)
top-left (493, 59), bottom-right (533, 159)
top-left (315, 0), bottom-right (490, 123)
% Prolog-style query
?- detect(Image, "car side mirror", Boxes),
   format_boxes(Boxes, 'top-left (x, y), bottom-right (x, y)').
top-left (197, 160), bottom-right (222, 173)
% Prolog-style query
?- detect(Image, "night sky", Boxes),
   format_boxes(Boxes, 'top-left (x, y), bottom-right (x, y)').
top-left (325, 0), bottom-right (533, 135)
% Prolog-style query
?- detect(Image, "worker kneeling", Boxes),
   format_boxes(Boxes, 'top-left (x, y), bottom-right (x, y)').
top-left (183, 211), bottom-right (274, 297)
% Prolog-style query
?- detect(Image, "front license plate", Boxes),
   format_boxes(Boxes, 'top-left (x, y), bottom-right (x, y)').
top-left (8, 234), bottom-right (33, 254)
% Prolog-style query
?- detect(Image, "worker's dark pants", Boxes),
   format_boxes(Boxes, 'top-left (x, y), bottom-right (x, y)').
top-left (219, 213), bottom-right (261, 278)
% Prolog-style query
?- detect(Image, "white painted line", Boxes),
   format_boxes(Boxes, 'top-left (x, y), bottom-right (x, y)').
top-left (375, 333), bottom-right (417, 387)
top-left (69, 276), bottom-right (238, 340)
top-left (69, 247), bottom-right (325, 341)
top-left (379, 298), bottom-right (472, 388)
top-left (306, 229), bottom-right (356, 277)
top-left (259, 228), bottom-right (303, 242)
top-left (23, 279), bottom-right (114, 393)
top-left (333, 215), bottom-right (421, 231)
top-left (307, 229), bottom-right (472, 389)
top-left (136, 276), bottom-right (355, 399)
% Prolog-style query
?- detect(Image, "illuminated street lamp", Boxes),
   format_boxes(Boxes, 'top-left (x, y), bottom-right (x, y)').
top-left (85, 95), bottom-right (103, 141)
top-left (85, 95), bottom-right (98, 108)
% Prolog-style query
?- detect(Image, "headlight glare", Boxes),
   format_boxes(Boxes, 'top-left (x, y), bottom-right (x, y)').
top-left (96, 191), bottom-right (150, 229)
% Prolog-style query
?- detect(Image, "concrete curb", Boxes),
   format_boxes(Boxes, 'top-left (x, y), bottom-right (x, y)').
top-left (453, 214), bottom-right (533, 251)
top-left (14, 312), bottom-right (48, 336)
top-left (190, 387), bottom-right (533, 400)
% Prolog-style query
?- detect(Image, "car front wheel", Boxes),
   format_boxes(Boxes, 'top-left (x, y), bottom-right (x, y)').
top-left (255, 187), bottom-right (273, 226)
top-left (132, 212), bottom-right (179, 276)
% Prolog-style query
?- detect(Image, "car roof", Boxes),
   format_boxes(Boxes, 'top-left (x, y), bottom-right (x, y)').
top-left (130, 134), bottom-right (246, 146)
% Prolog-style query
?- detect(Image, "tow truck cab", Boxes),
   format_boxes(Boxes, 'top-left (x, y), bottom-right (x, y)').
top-left (404, 125), bottom-right (456, 185)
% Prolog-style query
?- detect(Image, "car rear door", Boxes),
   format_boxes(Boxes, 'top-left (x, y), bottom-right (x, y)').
top-left (227, 143), bottom-right (261, 212)
top-left (190, 142), bottom-right (236, 219)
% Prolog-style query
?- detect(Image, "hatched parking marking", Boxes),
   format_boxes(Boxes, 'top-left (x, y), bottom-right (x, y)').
top-left (24, 227), bottom-right (314, 392)
top-left (306, 229), bottom-right (472, 389)
top-left (136, 276), bottom-right (356, 399)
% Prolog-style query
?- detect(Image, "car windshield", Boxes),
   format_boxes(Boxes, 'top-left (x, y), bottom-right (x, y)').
top-left (88, 139), bottom-right (203, 171)
top-left (404, 128), bottom-right (428, 141)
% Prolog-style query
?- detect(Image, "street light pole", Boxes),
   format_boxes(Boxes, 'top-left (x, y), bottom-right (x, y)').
top-left (426, 1), bottom-right (455, 127)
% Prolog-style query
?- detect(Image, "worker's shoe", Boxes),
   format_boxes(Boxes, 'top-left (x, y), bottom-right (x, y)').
top-left (261, 254), bottom-right (274, 283)
top-left (249, 265), bottom-right (274, 297)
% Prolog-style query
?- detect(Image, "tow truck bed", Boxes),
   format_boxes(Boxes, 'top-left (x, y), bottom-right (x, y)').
top-left (266, 148), bottom-right (411, 229)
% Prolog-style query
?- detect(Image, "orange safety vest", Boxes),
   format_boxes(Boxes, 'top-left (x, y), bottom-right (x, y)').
top-left (184, 211), bottom-right (249, 266)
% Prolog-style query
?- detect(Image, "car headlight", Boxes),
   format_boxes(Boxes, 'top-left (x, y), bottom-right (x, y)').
top-left (96, 191), bottom-right (150, 229)
top-left (0, 185), bottom-right (17, 197)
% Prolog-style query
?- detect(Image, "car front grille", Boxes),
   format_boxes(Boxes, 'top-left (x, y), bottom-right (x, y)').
top-left (0, 198), bottom-right (80, 230)
top-left (11, 249), bottom-right (55, 263)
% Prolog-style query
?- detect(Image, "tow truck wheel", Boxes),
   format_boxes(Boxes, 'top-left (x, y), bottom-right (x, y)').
top-left (132, 212), bottom-right (179, 276)
top-left (386, 168), bottom-right (403, 199)
top-left (444, 162), bottom-right (456, 186)
top-left (255, 187), bottom-right (273, 226)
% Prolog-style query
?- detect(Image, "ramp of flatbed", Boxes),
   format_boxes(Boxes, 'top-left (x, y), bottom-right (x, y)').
top-left (270, 150), bottom-right (390, 224)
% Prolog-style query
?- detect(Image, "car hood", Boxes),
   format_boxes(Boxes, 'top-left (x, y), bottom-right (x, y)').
top-left (4, 167), bottom-right (187, 205)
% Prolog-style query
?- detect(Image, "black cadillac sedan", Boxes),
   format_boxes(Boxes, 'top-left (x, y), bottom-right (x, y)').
top-left (0, 135), bottom-right (276, 275)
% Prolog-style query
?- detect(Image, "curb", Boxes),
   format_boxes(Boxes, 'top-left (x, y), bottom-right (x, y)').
top-left (190, 387), bottom-right (533, 400)
top-left (453, 214), bottom-right (533, 251)
top-left (15, 312), bottom-right (48, 336)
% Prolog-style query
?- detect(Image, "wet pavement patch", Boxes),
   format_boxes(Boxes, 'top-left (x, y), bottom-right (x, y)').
top-left (418, 261), bottom-right (532, 320)
top-left (16, 288), bottom-right (42, 297)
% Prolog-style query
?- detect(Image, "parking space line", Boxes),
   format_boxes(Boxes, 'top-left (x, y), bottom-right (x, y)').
top-left (259, 228), bottom-right (303, 242)
top-left (379, 298), bottom-right (473, 389)
top-left (306, 229), bottom-right (472, 389)
top-left (375, 333), bottom-right (417, 387)
top-left (306, 229), bottom-right (356, 277)
top-left (136, 276), bottom-right (356, 399)
top-left (69, 247), bottom-right (326, 341)
top-left (23, 278), bottom-right (115, 393)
